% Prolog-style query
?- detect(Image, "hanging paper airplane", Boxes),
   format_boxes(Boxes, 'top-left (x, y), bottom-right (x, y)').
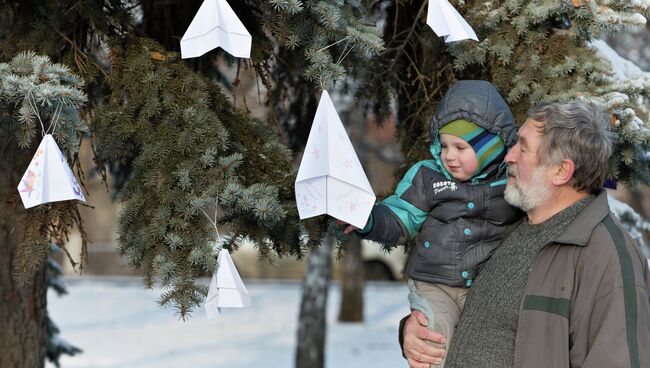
top-left (427, 0), bottom-right (478, 43)
top-left (180, 0), bottom-right (252, 59)
top-left (17, 134), bottom-right (86, 209)
top-left (205, 248), bottom-right (251, 318)
top-left (295, 91), bottom-right (376, 229)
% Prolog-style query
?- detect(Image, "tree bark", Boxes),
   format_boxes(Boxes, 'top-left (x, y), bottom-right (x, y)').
top-left (0, 131), bottom-right (48, 368)
top-left (295, 237), bottom-right (333, 368)
top-left (338, 236), bottom-right (364, 322)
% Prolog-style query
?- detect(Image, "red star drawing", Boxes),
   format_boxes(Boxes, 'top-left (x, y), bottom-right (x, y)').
top-left (312, 148), bottom-right (320, 159)
top-left (349, 202), bottom-right (357, 211)
top-left (344, 158), bottom-right (352, 168)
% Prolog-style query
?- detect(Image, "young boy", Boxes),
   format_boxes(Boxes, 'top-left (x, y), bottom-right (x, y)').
top-left (345, 80), bottom-right (522, 367)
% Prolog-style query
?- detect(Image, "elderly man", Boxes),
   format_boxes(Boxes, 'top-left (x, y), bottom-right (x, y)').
top-left (401, 101), bottom-right (650, 368)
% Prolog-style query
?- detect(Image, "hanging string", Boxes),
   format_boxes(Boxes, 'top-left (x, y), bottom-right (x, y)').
top-left (315, 35), bottom-right (352, 53)
top-left (26, 82), bottom-right (63, 137)
top-left (45, 102), bottom-right (63, 136)
top-left (314, 37), bottom-right (356, 89)
top-left (336, 42), bottom-right (355, 66)
top-left (26, 90), bottom-right (46, 137)
top-left (200, 198), bottom-right (223, 253)
top-left (335, 40), bottom-right (350, 65)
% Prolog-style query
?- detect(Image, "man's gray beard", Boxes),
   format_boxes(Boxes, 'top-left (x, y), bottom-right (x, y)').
top-left (504, 166), bottom-right (551, 212)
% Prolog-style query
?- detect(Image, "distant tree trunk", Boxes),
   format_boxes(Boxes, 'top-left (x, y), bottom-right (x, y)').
top-left (295, 237), bottom-right (333, 368)
top-left (338, 236), bottom-right (364, 322)
top-left (0, 131), bottom-right (48, 367)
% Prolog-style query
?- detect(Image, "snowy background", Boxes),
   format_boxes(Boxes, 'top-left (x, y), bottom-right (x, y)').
top-left (47, 277), bottom-right (410, 368)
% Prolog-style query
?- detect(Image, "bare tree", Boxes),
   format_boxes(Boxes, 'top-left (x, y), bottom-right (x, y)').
top-left (296, 238), bottom-right (333, 368)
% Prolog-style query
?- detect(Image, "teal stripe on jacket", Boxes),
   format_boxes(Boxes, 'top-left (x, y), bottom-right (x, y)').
top-left (380, 161), bottom-right (435, 239)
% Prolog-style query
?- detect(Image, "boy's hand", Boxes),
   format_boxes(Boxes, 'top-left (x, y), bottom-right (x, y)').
top-left (335, 219), bottom-right (359, 234)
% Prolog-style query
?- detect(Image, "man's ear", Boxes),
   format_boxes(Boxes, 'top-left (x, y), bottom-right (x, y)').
top-left (552, 159), bottom-right (575, 186)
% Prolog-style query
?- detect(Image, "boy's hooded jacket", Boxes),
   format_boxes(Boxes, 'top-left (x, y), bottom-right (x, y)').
top-left (358, 80), bottom-right (522, 287)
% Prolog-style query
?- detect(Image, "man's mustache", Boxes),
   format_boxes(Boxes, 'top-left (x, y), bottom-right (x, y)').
top-left (508, 164), bottom-right (518, 178)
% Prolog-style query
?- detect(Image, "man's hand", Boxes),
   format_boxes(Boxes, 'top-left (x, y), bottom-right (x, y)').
top-left (335, 219), bottom-right (358, 234)
top-left (404, 310), bottom-right (447, 368)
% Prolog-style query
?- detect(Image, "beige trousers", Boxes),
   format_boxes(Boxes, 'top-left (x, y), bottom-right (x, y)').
top-left (411, 280), bottom-right (469, 368)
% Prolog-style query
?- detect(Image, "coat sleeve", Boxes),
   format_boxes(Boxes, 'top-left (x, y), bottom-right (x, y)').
top-left (357, 162), bottom-right (433, 245)
top-left (568, 222), bottom-right (650, 368)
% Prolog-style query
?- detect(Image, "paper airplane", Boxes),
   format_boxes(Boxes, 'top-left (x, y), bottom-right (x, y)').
top-left (295, 91), bottom-right (376, 229)
top-left (17, 134), bottom-right (86, 209)
top-left (427, 0), bottom-right (478, 43)
top-left (205, 249), bottom-right (251, 318)
top-left (180, 0), bottom-right (252, 59)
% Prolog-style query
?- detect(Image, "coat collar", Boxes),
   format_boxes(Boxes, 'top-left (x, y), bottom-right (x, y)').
top-left (551, 190), bottom-right (610, 247)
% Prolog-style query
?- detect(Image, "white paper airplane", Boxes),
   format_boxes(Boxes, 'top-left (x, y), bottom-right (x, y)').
top-left (181, 0), bottom-right (252, 59)
top-left (17, 134), bottom-right (86, 209)
top-left (295, 91), bottom-right (376, 229)
top-left (427, 0), bottom-right (478, 43)
top-left (205, 249), bottom-right (251, 318)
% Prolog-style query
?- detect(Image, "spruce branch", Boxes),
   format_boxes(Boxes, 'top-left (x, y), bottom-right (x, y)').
top-left (1, 52), bottom-right (89, 283)
top-left (93, 38), bottom-right (302, 317)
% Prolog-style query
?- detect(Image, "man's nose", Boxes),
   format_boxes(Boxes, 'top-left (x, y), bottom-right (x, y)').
top-left (504, 144), bottom-right (518, 163)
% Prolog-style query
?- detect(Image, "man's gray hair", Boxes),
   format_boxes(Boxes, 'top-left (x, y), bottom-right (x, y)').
top-left (527, 101), bottom-right (615, 194)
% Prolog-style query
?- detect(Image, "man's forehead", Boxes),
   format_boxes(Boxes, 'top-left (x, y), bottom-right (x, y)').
top-left (518, 118), bottom-right (545, 136)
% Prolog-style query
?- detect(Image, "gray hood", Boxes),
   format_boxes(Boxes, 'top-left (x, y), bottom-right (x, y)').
top-left (430, 80), bottom-right (517, 148)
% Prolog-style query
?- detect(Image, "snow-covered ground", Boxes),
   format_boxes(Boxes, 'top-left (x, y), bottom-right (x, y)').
top-left (47, 277), bottom-right (410, 368)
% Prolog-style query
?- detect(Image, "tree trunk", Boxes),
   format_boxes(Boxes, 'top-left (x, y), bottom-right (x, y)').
top-left (295, 237), bottom-right (333, 368)
top-left (0, 131), bottom-right (48, 367)
top-left (0, 244), bottom-right (48, 368)
top-left (338, 236), bottom-right (364, 322)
